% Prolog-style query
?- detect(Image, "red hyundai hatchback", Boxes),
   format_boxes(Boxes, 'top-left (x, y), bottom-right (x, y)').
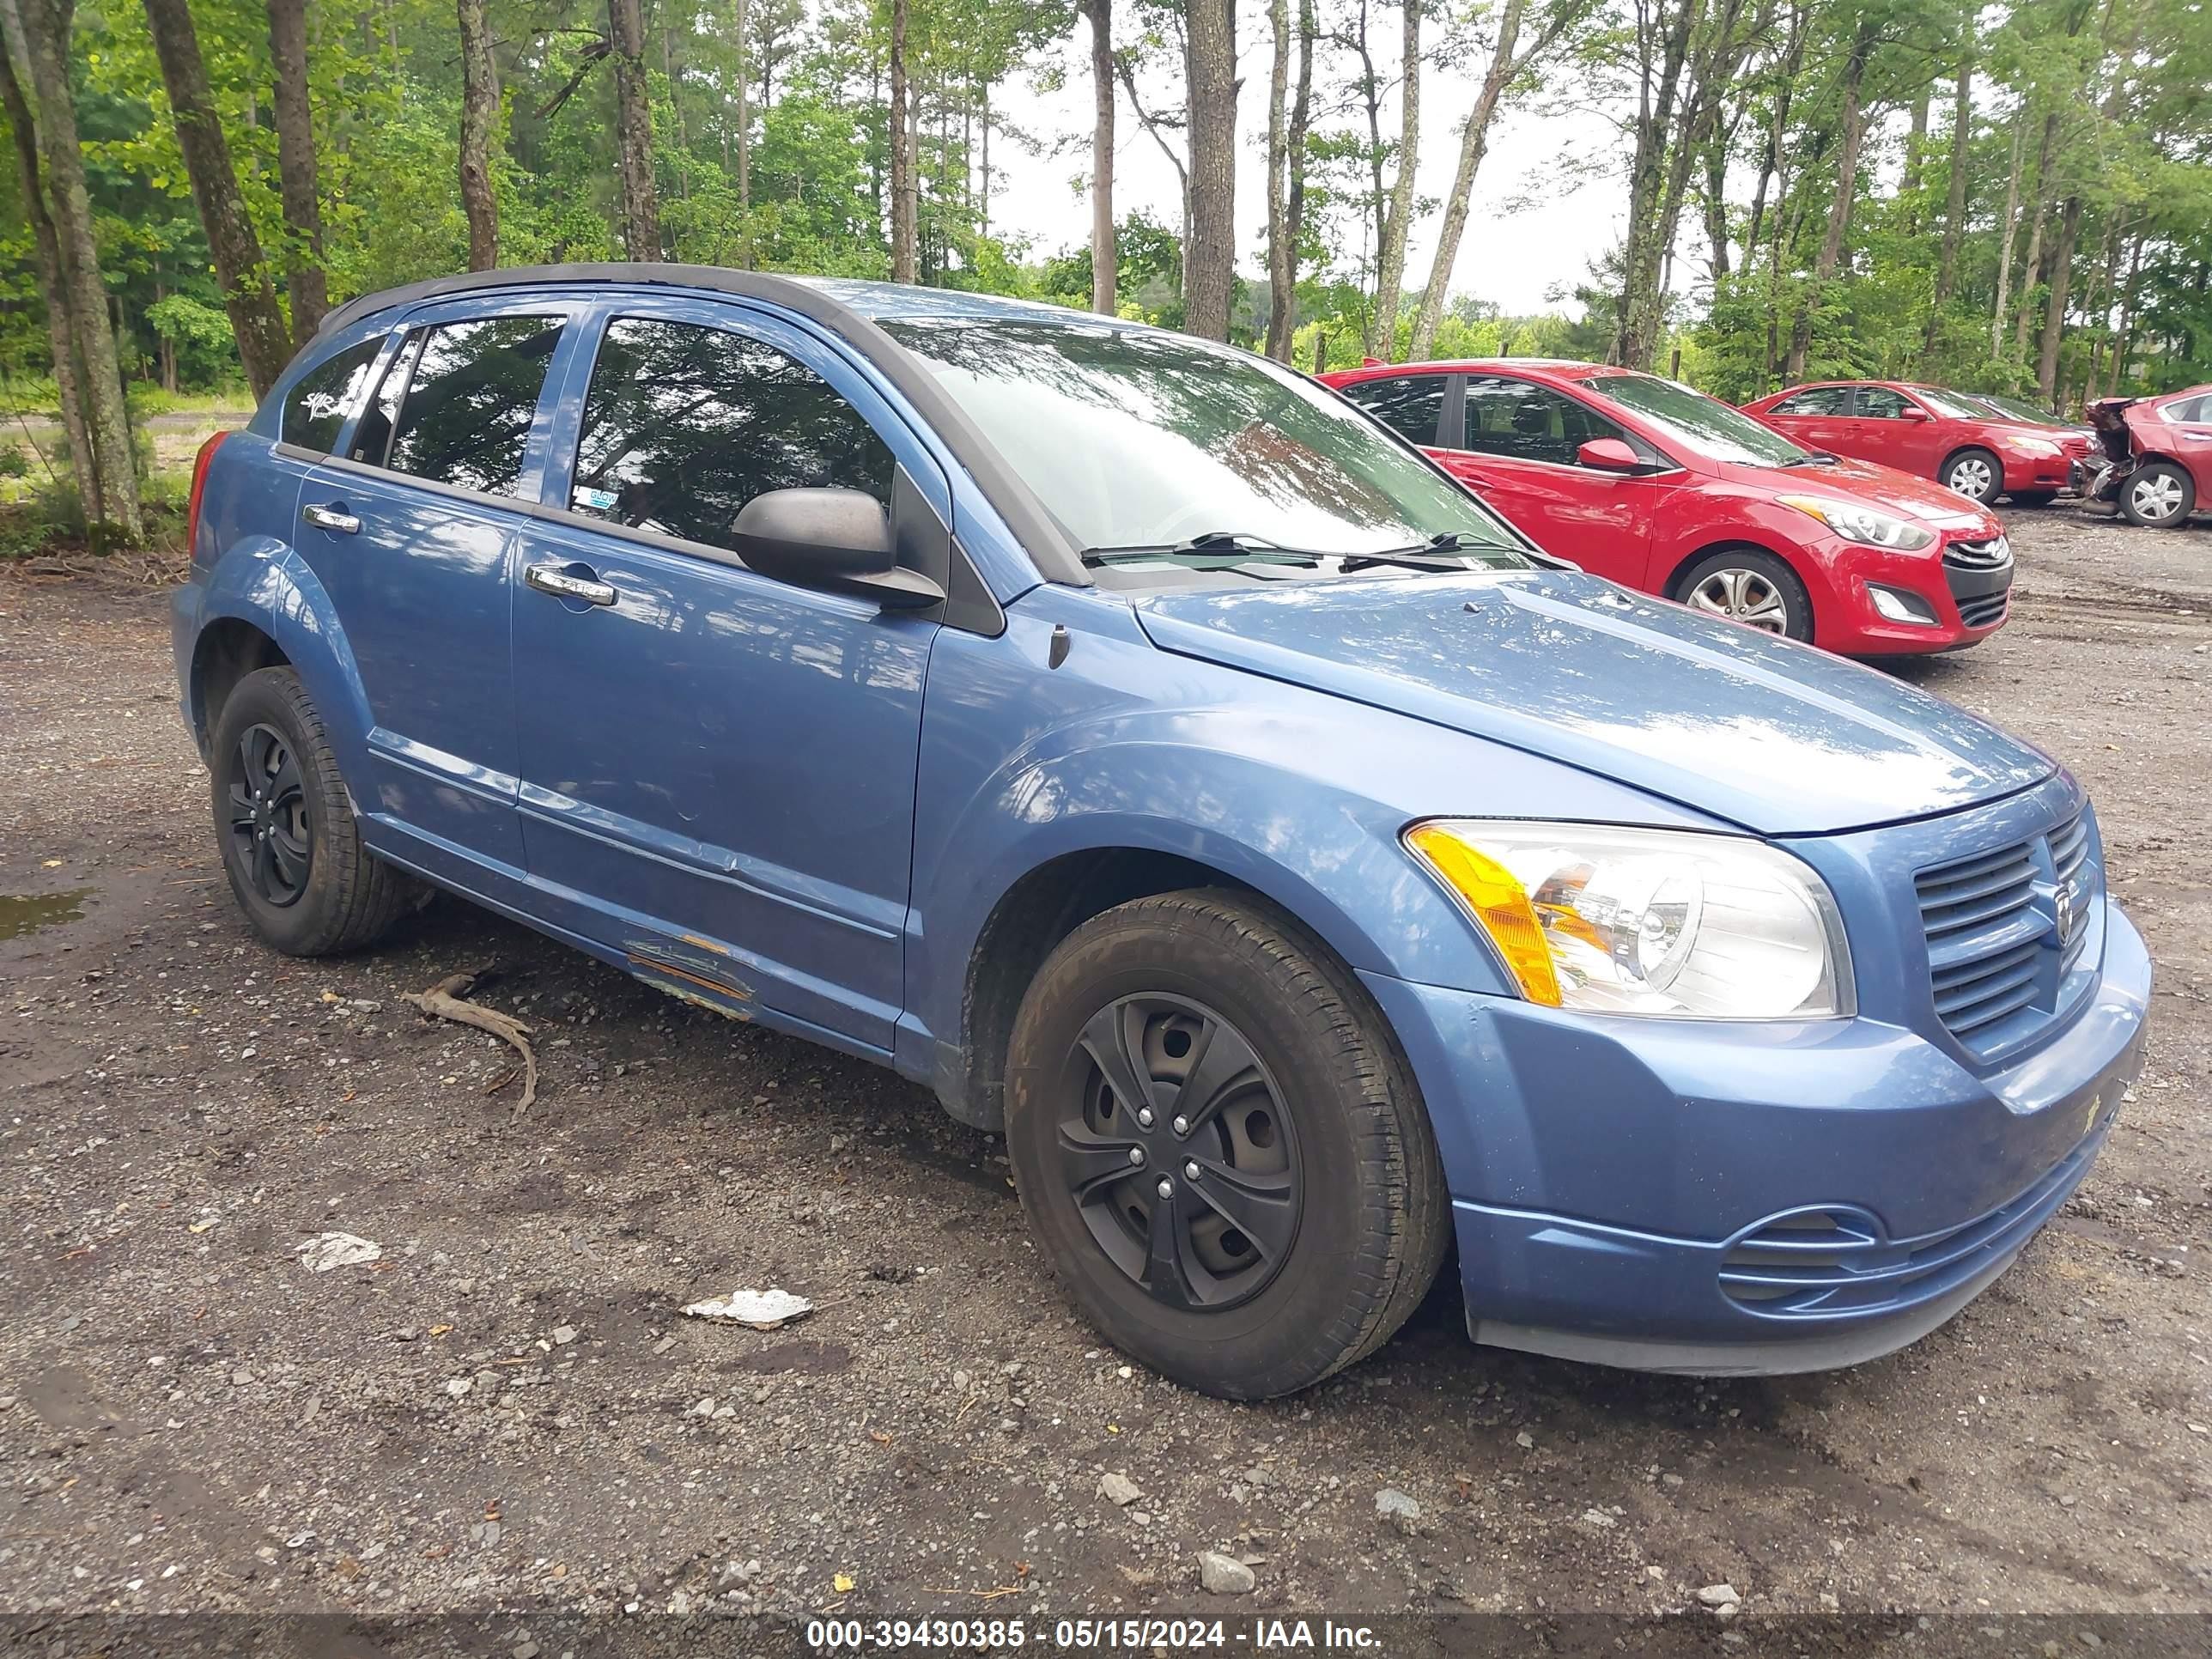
top-left (1320, 360), bottom-right (2012, 655)
top-left (1741, 380), bottom-right (2081, 507)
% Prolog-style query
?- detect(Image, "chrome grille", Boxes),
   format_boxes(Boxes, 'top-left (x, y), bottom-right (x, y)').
top-left (1944, 536), bottom-right (2012, 570)
top-left (1914, 809), bottom-right (2100, 1057)
top-left (2050, 811), bottom-right (2093, 973)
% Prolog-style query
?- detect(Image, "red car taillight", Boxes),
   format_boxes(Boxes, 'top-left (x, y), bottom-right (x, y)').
top-left (185, 429), bottom-right (231, 558)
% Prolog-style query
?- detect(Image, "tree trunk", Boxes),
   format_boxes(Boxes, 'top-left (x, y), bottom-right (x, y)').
top-left (608, 0), bottom-right (659, 258)
top-left (2034, 194), bottom-right (2081, 398)
top-left (265, 0), bottom-right (326, 342)
top-left (1989, 110), bottom-right (2025, 354)
top-left (6, 0), bottom-right (141, 543)
top-left (1368, 0), bottom-right (1420, 356)
top-left (1263, 0), bottom-right (1289, 350)
top-left (1610, 0), bottom-right (1702, 368)
top-left (1409, 0), bottom-right (1527, 360)
top-left (143, 0), bottom-right (293, 397)
top-left (1182, 0), bottom-right (1236, 341)
top-left (2106, 229), bottom-right (2142, 395)
top-left (1784, 17), bottom-right (1876, 381)
top-left (1087, 0), bottom-right (1115, 313)
top-left (0, 30), bottom-right (94, 520)
top-left (888, 0), bottom-right (916, 282)
top-left (457, 0), bottom-right (500, 270)
top-left (1281, 0), bottom-right (1314, 343)
top-left (2009, 112), bottom-right (2057, 357)
top-left (1900, 87), bottom-right (1929, 233)
top-left (732, 0), bottom-right (750, 264)
top-left (1922, 47), bottom-right (1970, 353)
top-left (1701, 126), bottom-right (1729, 283)
top-left (1744, 0), bottom-right (1806, 276)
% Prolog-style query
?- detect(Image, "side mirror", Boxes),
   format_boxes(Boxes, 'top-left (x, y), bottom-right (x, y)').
top-left (730, 487), bottom-right (944, 610)
top-left (1897, 406), bottom-right (1930, 422)
top-left (1577, 437), bottom-right (1644, 473)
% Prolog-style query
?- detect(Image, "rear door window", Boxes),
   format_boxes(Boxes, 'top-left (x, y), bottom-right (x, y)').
top-left (1770, 386), bottom-right (1850, 416)
top-left (1854, 386), bottom-right (1915, 421)
top-left (281, 337), bottom-right (384, 453)
top-left (359, 314), bottom-right (567, 497)
top-left (568, 317), bottom-right (895, 552)
top-left (1340, 374), bottom-right (1449, 446)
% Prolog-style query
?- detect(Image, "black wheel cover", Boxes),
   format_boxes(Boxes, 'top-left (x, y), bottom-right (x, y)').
top-left (226, 721), bottom-right (313, 907)
top-left (1052, 992), bottom-right (1304, 1310)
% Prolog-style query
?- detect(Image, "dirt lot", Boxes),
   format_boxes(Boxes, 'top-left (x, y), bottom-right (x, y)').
top-left (3, 508), bottom-right (2208, 1652)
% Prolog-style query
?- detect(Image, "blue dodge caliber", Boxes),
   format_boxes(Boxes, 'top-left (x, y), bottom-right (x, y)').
top-left (173, 266), bottom-right (2150, 1397)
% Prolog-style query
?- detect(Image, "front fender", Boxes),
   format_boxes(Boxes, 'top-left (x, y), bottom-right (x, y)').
top-left (186, 540), bottom-right (376, 787)
top-left (905, 586), bottom-right (1718, 1098)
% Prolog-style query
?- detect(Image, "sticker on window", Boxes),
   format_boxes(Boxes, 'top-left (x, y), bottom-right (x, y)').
top-left (573, 486), bottom-right (620, 512)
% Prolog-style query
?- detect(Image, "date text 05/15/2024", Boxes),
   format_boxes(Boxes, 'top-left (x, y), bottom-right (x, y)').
top-left (805, 1618), bottom-right (1384, 1650)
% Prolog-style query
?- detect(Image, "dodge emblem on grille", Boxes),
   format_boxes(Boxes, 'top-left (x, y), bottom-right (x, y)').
top-left (2055, 879), bottom-right (2081, 947)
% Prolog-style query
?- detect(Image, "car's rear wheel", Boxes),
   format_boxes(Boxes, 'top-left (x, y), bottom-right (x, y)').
top-left (2119, 461), bottom-right (2196, 529)
top-left (2010, 489), bottom-right (2058, 508)
top-left (1942, 447), bottom-right (2003, 504)
top-left (1004, 890), bottom-right (1448, 1400)
top-left (210, 666), bottom-right (419, 956)
top-left (1672, 549), bottom-right (1813, 642)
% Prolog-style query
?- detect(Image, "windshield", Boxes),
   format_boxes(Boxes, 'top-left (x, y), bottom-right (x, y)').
top-left (1963, 391), bottom-right (2069, 428)
top-left (880, 317), bottom-right (1529, 573)
top-left (1574, 371), bottom-right (1810, 467)
top-left (1911, 385), bottom-right (2005, 421)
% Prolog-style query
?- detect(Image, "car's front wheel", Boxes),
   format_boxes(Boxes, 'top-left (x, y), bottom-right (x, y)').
top-left (1005, 890), bottom-right (1448, 1400)
top-left (2119, 460), bottom-right (2196, 529)
top-left (209, 666), bottom-right (419, 956)
top-left (1943, 447), bottom-right (2003, 504)
top-left (1673, 549), bottom-right (1814, 641)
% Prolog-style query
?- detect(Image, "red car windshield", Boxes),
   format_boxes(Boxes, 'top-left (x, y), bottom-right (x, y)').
top-left (1910, 386), bottom-right (2001, 420)
top-left (1579, 373), bottom-right (1810, 468)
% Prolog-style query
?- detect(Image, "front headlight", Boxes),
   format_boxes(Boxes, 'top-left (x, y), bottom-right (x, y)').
top-left (2002, 435), bottom-right (2062, 458)
top-left (1405, 820), bottom-right (1855, 1019)
top-left (1777, 494), bottom-right (1936, 550)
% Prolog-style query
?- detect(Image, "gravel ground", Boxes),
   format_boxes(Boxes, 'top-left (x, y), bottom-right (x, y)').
top-left (2, 507), bottom-right (2208, 1652)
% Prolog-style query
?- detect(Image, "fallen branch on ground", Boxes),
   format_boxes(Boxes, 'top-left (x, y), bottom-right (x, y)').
top-left (407, 969), bottom-right (538, 1121)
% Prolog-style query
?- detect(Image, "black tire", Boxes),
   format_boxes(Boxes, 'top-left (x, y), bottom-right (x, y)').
top-left (2009, 489), bottom-right (2058, 508)
top-left (1004, 889), bottom-right (1448, 1400)
top-left (208, 665), bottom-right (419, 956)
top-left (1670, 547), bottom-right (1814, 642)
top-left (1942, 447), bottom-right (2004, 505)
top-left (2118, 460), bottom-right (2197, 529)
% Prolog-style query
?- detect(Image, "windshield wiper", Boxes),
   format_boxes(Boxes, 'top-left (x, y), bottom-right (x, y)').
top-left (1338, 531), bottom-right (1517, 572)
top-left (1081, 531), bottom-right (1322, 568)
top-left (1778, 451), bottom-right (1841, 468)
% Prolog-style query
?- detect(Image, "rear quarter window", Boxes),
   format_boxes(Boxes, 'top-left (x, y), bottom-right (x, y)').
top-left (280, 337), bottom-right (384, 453)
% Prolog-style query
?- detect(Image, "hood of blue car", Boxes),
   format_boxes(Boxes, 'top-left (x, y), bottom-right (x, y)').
top-left (1132, 569), bottom-right (2056, 836)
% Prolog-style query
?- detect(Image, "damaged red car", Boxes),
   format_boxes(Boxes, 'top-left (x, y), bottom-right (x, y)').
top-left (2079, 386), bottom-right (2212, 528)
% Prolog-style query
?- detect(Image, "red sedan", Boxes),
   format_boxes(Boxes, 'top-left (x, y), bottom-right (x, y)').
top-left (1741, 380), bottom-right (2076, 507)
top-left (1320, 359), bottom-right (2012, 656)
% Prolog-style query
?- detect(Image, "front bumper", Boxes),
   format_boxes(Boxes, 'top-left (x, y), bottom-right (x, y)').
top-left (1814, 534), bottom-right (2009, 655)
top-left (1998, 449), bottom-right (2071, 495)
top-left (1360, 902), bottom-right (2150, 1376)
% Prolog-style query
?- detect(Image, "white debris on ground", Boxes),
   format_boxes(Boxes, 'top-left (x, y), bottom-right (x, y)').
top-left (679, 1286), bottom-right (815, 1329)
top-left (295, 1232), bottom-right (382, 1273)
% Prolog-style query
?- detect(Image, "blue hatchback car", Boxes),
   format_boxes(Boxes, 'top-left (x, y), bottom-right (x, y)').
top-left (173, 266), bottom-right (2151, 1398)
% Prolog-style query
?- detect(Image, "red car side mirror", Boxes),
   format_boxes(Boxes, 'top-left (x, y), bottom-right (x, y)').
top-left (1577, 437), bottom-right (1644, 472)
top-left (1898, 407), bottom-right (1930, 422)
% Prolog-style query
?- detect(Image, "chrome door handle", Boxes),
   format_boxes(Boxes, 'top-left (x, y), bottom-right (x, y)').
top-left (302, 501), bottom-right (360, 534)
top-left (525, 563), bottom-right (617, 606)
